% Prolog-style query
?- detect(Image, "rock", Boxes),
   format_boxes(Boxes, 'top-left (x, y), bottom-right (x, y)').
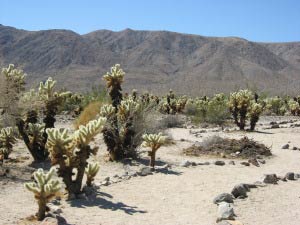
top-left (229, 161), bottom-right (235, 165)
top-left (180, 138), bottom-right (185, 142)
top-left (292, 146), bottom-right (298, 150)
top-left (235, 151), bottom-right (240, 155)
top-left (295, 173), bottom-right (300, 179)
top-left (138, 167), bottom-right (153, 176)
top-left (271, 124), bottom-right (280, 128)
top-left (253, 181), bottom-right (267, 187)
top-left (285, 172), bottom-right (295, 180)
top-left (101, 180), bottom-right (111, 186)
top-left (104, 177), bottom-right (110, 182)
top-left (217, 221), bottom-right (244, 225)
top-left (180, 160), bottom-right (192, 167)
top-left (213, 193), bottom-right (234, 204)
top-left (257, 159), bottom-right (266, 164)
top-left (231, 184), bottom-right (249, 198)
top-left (270, 121), bottom-right (277, 125)
top-left (281, 144), bottom-right (289, 149)
top-left (204, 162), bottom-right (210, 165)
top-left (217, 202), bottom-right (236, 221)
top-left (49, 205), bottom-right (62, 214)
top-left (248, 158), bottom-right (259, 167)
top-left (263, 174), bottom-right (278, 184)
top-left (277, 176), bottom-right (287, 182)
top-left (191, 162), bottom-right (197, 166)
top-left (40, 217), bottom-right (59, 225)
top-left (240, 162), bottom-right (250, 166)
top-left (215, 161), bottom-right (226, 166)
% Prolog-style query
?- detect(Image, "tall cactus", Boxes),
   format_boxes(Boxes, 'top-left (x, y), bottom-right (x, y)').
top-left (142, 133), bottom-right (166, 169)
top-left (0, 127), bottom-right (17, 159)
top-left (24, 167), bottom-right (60, 220)
top-left (46, 117), bottom-right (106, 196)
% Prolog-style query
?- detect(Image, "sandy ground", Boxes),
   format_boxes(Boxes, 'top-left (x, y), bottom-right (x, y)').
top-left (1, 116), bottom-right (300, 225)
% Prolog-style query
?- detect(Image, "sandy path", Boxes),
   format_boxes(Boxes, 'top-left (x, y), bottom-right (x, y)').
top-left (1, 124), bottom-right (300, 225)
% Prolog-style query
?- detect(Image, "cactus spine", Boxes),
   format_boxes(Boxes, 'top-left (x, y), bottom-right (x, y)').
top-left (24, 167), bottom-right (60, 220)
top-left (142, 133), bottom-right (166, 169)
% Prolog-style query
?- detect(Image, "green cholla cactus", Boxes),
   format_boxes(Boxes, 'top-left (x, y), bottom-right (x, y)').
top-left (118, 99), bottom-right (140, 122)
top-left (288, 100), bottom-right (300, 116)
top-left (46, 117), bottom-right (106, 196)
top-left (103, 64), bottom-right (124, 108)
top-left (2, 64), bottom-right (26, 91)
top-left (100, 104), bottom-right (116, 118)
top-left (85, 162), bottom-right (100, 186)
top-left (228, 90), bottom-right (253, 130)
top-left (0, 127), bottom-right (17, 159)
top-left (248, 102), bottom-right (264, 131)
top-left (24, 167), bottom-right (60, 221)
top-left (142, 133), bottom-right (166, 168)
top-left (265, 96), bottom-right (286, 115)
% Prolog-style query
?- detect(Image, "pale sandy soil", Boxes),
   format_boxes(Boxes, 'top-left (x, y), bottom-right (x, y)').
top-left (1, 116), bottom-right (300, 225)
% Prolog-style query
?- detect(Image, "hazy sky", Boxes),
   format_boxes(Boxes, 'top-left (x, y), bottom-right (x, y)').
top-left (1, 0), bottom-right (299, 42)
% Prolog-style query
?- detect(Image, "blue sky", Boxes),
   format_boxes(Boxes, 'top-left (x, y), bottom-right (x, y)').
top-left (1, 0), bottom-right (299, 42)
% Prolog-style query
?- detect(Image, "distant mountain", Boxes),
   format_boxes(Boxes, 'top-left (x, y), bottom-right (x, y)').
top-left (0, 24), bottom-right (299, 95)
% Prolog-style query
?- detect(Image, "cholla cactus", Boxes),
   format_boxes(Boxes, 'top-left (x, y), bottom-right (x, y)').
top-left (265, 97), bottom-right (286, 115)
top-left (103, 64), bottom-right (124, 108)
top-left (288, 100), bottom-right (300, 116)
top-left (46, 117), bottom-right (106, 196)
top-left (118, 99), bottom-right (140, 122)
top-left (24, 167), bottom-right (60, 220)
top-left (100, 104), bottom-right (116, 118)
top-left (0, 127), bottom-right (17, 159)
top-left (142, 133), bottom-right (166, 169)
top-left (85, 162), bottom-right (100, 186)
top-left (2, 64), bottom-right (26, 92)
top-left (248, 102), bottom-right (264, 131)
top-left (228, 90), bottom-right (253, 130)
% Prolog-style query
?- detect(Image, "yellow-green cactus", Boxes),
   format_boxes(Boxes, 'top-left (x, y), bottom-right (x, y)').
top-left (0, 127), bottom-right (17, 159)
top-left (142, 133), bottom-right (166, 168)
top-left (24, 167), bottom-right (60, 220)
top-left (2, 64), bottom-right (26, 89)
top-left (288, 100), bottom-right (300, 116)
top-left (118, 99), bottom-right (140, 122)
top-left (248, 102), bottom-right (264, 131)
top-left (100, 104), bottom-right (116, 118)
top-left (46, 117), bottom-right (106, 196)
top-left (85, 162), bottom-right (100, 186)
top-left (103, 64), bottom-right (125, 88)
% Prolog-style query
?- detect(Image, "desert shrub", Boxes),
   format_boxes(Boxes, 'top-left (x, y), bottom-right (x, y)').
top-left (159, 90), bottom-right (187, 114)
top-left (25, 167), bottom-right (60, 220)
top-left (46, 117), bottom-right (106, 197)
top-left (264, 96), bottom-right (287, 115)
top-left (0, 127), bottom-right (17, 159)
top-left (142, 132), bottom-right (166, 169)
top-left (228, 90), bottom-right (263, 130)
top-left (81, 84), bottom-right (108, 107)
top-left (186, 93), bottom-right (230, 125)
top-left (74, 101), bottom-right (102, 129)
top-left (159, 114), bottom-right (184, 128)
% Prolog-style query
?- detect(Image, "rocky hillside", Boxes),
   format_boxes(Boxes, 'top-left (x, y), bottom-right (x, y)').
top-left (0, 24), bottom-right (299, 95)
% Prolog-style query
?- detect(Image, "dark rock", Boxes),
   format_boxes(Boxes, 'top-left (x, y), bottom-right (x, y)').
top-left (263, 174), bottom-right (278, 184)
top-left (292, 146), bottom-right (298, 150)
top-left (213, 193), bottom-right (234, 204)
top-left (285, 172), bottom-right (295, 180)
top-left (231, 184), bottom-right (249, 198)
top-left (240, 162), bottom-right (250, 166)
top-left (271, 124), bottom-right (280, 129)
top-left (281, 144), bottom-right (289, 149)
top-left (215, 161), bottom-right (226, 166)
top-left (248, 158), bottom-right (260, 167)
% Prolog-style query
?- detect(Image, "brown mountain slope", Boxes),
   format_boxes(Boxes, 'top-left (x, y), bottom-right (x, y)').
top-left (0, 24), bottom-right (299, 95)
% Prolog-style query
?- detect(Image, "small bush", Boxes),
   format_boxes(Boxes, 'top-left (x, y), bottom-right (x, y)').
top-left (74, 101), bottom-right (102, 129)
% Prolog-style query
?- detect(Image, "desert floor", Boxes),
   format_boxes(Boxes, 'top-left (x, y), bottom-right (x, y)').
top-left (1, 116), bottom-right (300, 225)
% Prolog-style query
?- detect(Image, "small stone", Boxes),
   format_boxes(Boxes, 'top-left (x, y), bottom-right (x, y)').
top-left (191, 162), bottom-right (197, 166)
top-left (49, 205), bottom-right (62, 214)
top-left (215, 161), bottom-right (225, 166)
top-left (271, 124), bottom-right (280, 129)
top-left (282, 144), bottom-right (289, 149)
top-left (292, 146), bottom-right (298, 150)
top-left (113, 174), bottom-right (119, 178)
top-left (180, 138), bottom-right (185, 142)
top-left (240, 162), bottom-right (250, 166)
top-left (213, 193), bottom-right (234, 204)
top-left (138, 167), bottom-right (153, 176)
top-left (235, 151), bottom-right (240, 155)
top-left (217, 202), bottom-right (236, 221)
top-left (104, 177), bottom-right (110, 182)
top-left (101, 180), bottom-right (111, 186)
top-left (285, 172), bottom-right (295, 180)
top-left (203, 161), bottom-right (210, 165)
top-left (263, 174), bottom-right (278, 184)
top-left (248, 158), bottom-right (259, 167)
top-left (180, 160), bottom-right (191, 167)
top-left (257, 159), bottom-right (266, 164)
top-left (231, 184), bottom-right (249, 198)
top-left (229, 161), bottom-right (235, 165)
top-left (277, 176), bottom-right (287, 182)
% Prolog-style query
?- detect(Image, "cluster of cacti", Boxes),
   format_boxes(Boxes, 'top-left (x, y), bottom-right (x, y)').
top-left (46, 117), bottom-right (106, 196)
top-left (0, 127), bottom-right (17, 159)
top-left (16, 77), bottom-right (71, 162)
top-left (159, 90), bottom-right (187, 114)
top-left (24, 167), bottom-right (60, 220)
top-left (265, 96), bottom-right (287, 115)
top-left (142, 133), bottom-right (166, 169)
top-left (228, 90), bottom-right (263, 130)
top-left (85, 162), bottom-right (100, 186)
top-left (2, 64), bottom-right (26, 94)
top-left (101, 65), bottom-right (149, 161)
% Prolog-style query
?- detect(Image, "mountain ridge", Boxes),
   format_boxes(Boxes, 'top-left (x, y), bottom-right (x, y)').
top-left (0, 24), bottom-right (299, 95)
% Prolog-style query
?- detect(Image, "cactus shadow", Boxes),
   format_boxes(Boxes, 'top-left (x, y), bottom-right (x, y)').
top-left (69, 193), bottom-right (147, 215)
